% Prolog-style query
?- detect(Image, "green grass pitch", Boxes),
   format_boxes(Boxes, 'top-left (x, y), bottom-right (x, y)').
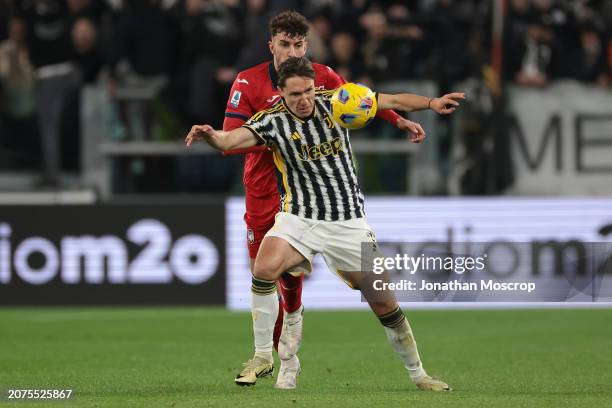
top-left (1, 307), bottom-right (611, 407)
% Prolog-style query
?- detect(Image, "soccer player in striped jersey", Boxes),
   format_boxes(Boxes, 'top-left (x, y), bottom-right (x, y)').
top-left (186, 57), bottom-right (465, 391)
top-left (222, 11), bottom-right (419, 388)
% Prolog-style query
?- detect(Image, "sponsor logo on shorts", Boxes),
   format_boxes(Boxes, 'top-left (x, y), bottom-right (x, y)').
top-left (247, 229), bottom-right (255, 245)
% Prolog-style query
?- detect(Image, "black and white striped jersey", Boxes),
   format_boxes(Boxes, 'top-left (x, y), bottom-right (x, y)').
top-left (242, 89), bottom-right (365, 221)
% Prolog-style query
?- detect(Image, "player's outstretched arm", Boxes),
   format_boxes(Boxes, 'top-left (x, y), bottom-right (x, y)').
top-left (378, 92), bottom-right (465, 114)
top-left (185, 125), bottom-right (258, 151)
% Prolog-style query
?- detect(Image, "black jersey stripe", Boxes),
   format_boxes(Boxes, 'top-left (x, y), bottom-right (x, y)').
top-left (304, 119), bottom-right (335, 220)
top-left (318, 95), bottom-right (362, 219)
top-left (274, 118), bottom-right (305, 217)
top-left (318, 96), bottom-right (361, 218)
top-left (275, 115), bottom-right (312, 218)
top-left (225, 112), bottom-right (249, 121)
top-left (318, 101), bottom-right (351, 219)
top-left (271, 148), bottom-right (292, 213)
top-left (314, 98), bottom-right (352, 219)
top-left (309, 102), bottom-right (344, 221)
top-left (343, 131), bottom-right (365, 217)
top-left (287, 117), bottom-right (324, 219)
top-left (278, 118), bottom-right (313, 219)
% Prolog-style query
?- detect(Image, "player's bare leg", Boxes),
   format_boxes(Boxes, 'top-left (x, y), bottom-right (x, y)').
top-left (339, 270), bottom-right (451, 391)
top-left (235, 237), bottom-right (305, 386)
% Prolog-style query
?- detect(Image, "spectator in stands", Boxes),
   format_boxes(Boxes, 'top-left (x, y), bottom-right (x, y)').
top-left (427, 0), bottom-right (478, 86)
top-left (0, 0), bottom-right (11, 42)
top-left (72, 17), bottom-right (105, 84)
top-left (328, 30), bottom-right (369, 84)
top-left (21, 0), bottom-right (81, 187)
top-left (361, 4), bottom-right (428, 82)
top-left (0, 16), bottom-right (38, 169)
top-left (232, 0), bottom-right (299, 70)
top-left (0, 16), bottom-right (34, 118)
top-left (568, 22), bottom-right (609, 86)
top-left (68, 0), bottom-right (106, 22)
top-left (170, 0), bottom-right (242, 125)
top-left (506, 13), bottom-right (562, 86)
top-left (171, 0), bottom-right (243, 192)
top-left (110, 0), bottom-right (177, 84)
top-left (306, 11), bottom-right (331, 63)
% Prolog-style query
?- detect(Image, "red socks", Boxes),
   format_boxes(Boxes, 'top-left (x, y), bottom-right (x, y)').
top-left (279, 273), bottom-right (304, 313)
top-left (272, 295), bottom-right (284, 351)
top-left (272, 274), bottom-right (304, 351)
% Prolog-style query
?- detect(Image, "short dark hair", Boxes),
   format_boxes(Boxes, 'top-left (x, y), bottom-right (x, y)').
top-left (269, 10), bottom-right (309, 38)
top-left (277, 57), bottom-right (315, 88)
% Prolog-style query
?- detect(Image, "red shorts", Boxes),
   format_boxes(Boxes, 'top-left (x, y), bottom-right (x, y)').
top-left (245, 219), bottom-right (274, 259)
top-left (244, 193), bottom-right (278, 259)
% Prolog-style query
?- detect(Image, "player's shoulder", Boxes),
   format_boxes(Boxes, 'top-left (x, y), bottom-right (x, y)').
top-left (315, 88), bottom-right (336, 98)
top-left (312, 62), bottom-right (337, 75)
top-left (235, 62), bottom-right (270, 84)
top-left (312, 63), bottom-right (343, 89)
top-left (249, 102), bottom-right (286, 122)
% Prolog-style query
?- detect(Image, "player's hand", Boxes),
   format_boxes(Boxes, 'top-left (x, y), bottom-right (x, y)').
top-left (185, 125), bottom-right (214, 147)
top-left (396, 118), bottom-right (426, 143)
top-left (429, 92), bottom-right (465, 114)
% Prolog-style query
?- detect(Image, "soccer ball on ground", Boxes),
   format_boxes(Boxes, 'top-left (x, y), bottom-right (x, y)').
top-left (330, 82), bottom-right (378, 130)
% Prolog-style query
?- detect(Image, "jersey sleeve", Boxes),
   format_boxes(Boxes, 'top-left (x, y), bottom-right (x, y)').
top-left (224, 75), bottom-right (253, 130)
top-left (376, 107), bottom-right (402, 126)
top-left (222, 74), bottom-right (270, 155)
top-left (242, 112), bottom-right (276, 146)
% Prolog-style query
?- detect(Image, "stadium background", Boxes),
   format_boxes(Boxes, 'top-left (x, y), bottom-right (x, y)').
top-left (0, 0), bottom-right (611, 407)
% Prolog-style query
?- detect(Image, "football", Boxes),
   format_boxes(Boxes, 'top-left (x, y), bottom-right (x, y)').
top-left (330, 82), bottom-right (378, 129)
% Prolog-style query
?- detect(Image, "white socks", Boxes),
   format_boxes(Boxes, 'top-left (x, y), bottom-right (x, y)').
top-left (251, 277), bottom-right (278, 362)
top-left (378, 307), bottom-right (427, 381)
top-left (384, 320), bottom-right (427, 381)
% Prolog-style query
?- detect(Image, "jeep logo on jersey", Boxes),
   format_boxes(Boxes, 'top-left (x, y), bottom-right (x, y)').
top-left (297, 137), bottom-right (344, 161)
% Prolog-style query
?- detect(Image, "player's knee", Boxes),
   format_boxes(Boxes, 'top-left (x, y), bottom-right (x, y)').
top-left (253, 258), bottom-right (282, 281)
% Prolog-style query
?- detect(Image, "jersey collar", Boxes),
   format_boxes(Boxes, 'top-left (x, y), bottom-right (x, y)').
top-left (268, 62), bottom-right (278, 90)
top-left (281, 98), bottom-right (316, 123)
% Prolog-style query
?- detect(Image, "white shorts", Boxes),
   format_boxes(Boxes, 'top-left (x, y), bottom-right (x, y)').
top-left (265, 212), bottom-right (382, 279)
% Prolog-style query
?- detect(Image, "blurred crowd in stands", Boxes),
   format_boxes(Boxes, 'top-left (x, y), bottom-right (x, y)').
top-left (0, 0), bottom-right (610, 190)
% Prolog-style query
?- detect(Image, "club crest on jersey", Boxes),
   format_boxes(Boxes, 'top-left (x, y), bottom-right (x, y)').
top-left (230, 90), bottom-right (242, 108)
top-left (323, 112), bottom-right (335, 129)
top-left (247, 229), bottom-right (254, 245)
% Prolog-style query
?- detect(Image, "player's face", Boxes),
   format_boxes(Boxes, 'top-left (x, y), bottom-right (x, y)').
top-left (269, 33), bottom-right (308, 71)
top-left (280, 76), bottom-right (315, 119)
